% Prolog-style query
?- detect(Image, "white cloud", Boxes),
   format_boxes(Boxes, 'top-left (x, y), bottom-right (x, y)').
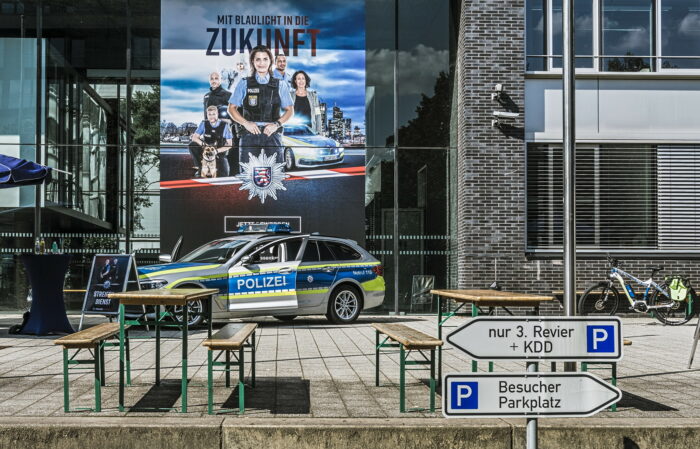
top-left (366, 44), bottom-right (449, 96)
top-left (679, 13), bottom-right (700, 37)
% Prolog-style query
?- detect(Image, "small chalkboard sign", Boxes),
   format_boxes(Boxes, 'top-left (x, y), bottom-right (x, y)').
top-left (78, 254), bottom-right (141, 329)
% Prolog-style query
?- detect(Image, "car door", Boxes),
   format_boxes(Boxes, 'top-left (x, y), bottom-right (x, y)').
top-left (296, 239), bottom-right (339, 309)
top-left (227, 237), bottom-right (302, 313)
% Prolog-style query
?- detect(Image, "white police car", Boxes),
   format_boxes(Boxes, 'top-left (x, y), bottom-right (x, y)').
top-left (138, 225), bottom-right (384, 326)
top-left (280, 124), bottom-right (344, 171)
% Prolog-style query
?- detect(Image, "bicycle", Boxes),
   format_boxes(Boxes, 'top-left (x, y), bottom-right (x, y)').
top-left (578, 256), bottom-right (697, 326)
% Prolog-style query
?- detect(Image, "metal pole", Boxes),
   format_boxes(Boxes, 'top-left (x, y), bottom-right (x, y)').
top-left (526, 361), bottom-right (538, 449)
top-left (562, 0), bottom-right (577, 372)
top-left (34, 2), bottom-right (43, 241)
top-left (393, 0), bottom-right (400, 315)
top-left (125, 0), bottom-right (133, 253)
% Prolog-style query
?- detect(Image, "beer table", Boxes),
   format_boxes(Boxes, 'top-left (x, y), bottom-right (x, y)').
top-left (108, 288), bottom-right (218, 413)
top-left (431, 289), bottom-right (555, 382)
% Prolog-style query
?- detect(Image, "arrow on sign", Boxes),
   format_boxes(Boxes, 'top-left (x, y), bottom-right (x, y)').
top-left (443, 372), bottom-right (622, 418)
top-left (446, 317), bottom-right (622, 361)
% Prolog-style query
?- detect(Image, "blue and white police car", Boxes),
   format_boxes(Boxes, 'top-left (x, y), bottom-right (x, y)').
top-left (280, 124), bottom-right (344, 171)
top-left (138, 225), bottom-right (385, 326)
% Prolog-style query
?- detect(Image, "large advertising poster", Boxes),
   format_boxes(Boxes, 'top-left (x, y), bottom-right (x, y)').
top-left (160, 0), bottom-right (366, 253)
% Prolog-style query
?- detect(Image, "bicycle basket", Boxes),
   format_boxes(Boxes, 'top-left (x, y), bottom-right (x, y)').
top-left (665, 276), bottom-right (691, 302)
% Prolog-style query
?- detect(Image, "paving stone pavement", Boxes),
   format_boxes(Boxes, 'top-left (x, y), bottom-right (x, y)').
top-left (0, 313), bottom-right (698, 418)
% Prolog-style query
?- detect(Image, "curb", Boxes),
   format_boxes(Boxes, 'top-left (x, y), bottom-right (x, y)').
top-left (0, 417), bottom-right (699, 449)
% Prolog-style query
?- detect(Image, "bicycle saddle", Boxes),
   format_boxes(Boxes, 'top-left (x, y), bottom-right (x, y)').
top-left (650, 266), bottom-right (664, 273)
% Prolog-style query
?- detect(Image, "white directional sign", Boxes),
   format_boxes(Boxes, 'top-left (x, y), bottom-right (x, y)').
top-left (442, 373), bottom-right (622, 418)
top-left (447, 317), bottom-right (622, 361)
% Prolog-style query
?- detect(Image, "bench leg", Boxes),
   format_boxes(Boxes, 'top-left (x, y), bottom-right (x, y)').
top-left (63, 348), bottom-right (70, 413)
top-left (430, 348), bottom-right (436, 412)
top-left (239, 346), bottom-right (245, 414)
top-left (225, 350), bottom-right (231, 388)
top-left (125, 329), bottom-right (132, 386)
top-left (472, 303), bottom-right (478, 372)
top-left (399, 344), bottom-right (405, 413)
top-left (611, 363), bottom-right (618, 412)
top-left (181, 305), bottom-right (188, 413)
top-left (94, 343), bottom-right (102, 412)
top-left (100, 343), bottom-right (106, 387)
top-left (207, 349), bottom-right (214, 415)
top-left (251, 331), bottom-right (256, 388)
top-left (375, 330), bottom-right (380, 387)
top-left (119, 304), bottom-right (125, 412)
top-left (155, 304), bottom-right (161, 386)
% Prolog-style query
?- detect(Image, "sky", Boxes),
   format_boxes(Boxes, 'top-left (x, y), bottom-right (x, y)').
top-left (161, 0), bottom-right (366, 130)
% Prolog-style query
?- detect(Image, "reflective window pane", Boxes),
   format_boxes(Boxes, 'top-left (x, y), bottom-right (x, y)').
top-left (661, 0), bottom-right (700, 69)
top-left (526, 0), bottom-right (547, 71)
top-left (602, 0), bottom-right (654, 72)
top-left (552, 0), bottom-right (594, 68)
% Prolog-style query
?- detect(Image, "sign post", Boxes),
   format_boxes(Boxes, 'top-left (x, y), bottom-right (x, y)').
top-left (689, 317), bottom-right (700, 369)
top-left (444, 317), bottom-right (623, 449)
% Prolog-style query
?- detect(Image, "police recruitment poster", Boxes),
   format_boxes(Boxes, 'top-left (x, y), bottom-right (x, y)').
top-left (160, 0), bottom-right (366, 253)
top-left (81, 255), bottom-right (135, 315)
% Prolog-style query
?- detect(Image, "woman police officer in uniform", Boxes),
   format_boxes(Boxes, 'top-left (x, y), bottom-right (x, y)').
top-left (228, 45), bottom-right (294, 168)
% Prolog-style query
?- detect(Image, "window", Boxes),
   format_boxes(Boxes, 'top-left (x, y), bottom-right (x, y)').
top-left (325, 241), bottom-right (361, 260)
top-left (527, 144), bottom-right (657, 251)
top-left (661, 0), bottom-right (700, 69)
top-left (302, 241), bottom-right (320, 262)
top-left (526, 1), bottom-right (700, 72)
top-left (318, 241), bottom-right (335, 261)
top-left (601, 0), bottom-right (654, 71)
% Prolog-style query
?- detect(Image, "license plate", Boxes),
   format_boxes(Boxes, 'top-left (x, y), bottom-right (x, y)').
top-left (322, 155), bottom-right (338, 161)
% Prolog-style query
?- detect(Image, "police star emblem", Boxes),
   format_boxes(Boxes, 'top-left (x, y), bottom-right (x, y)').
top-left (237, 150), bottom-right (288, 203)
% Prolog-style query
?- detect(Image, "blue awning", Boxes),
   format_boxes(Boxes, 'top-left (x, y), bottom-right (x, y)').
top-left (0, 154), bottom-right (52, 189)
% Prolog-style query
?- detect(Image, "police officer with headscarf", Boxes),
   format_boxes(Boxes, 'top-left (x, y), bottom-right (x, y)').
top-left (228, 45), bottom-right (294, 167)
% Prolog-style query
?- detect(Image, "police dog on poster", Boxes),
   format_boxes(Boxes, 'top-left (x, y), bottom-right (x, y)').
top-left (160, 0), bottom-right (367, 254)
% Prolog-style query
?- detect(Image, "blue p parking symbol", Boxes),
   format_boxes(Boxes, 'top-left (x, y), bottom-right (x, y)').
top-left (587, 325), bottom-right (615, 353)
top-left (450, 381), bottom-right (478, 410)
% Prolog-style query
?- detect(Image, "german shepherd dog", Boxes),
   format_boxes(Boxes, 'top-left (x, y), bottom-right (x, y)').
top-left (200, 145), bottom-right (218, 178)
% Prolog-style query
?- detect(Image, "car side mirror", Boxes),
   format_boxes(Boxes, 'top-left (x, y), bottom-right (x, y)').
top-left (240, 255), bottom-right (251, 265)
top-left (159, 254), bottom-right (172, 263)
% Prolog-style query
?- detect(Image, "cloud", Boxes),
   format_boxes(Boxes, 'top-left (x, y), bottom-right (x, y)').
top-left (366, 44), bottom-right (449, 96)
top-left (679, 13), bottom-right (700, 37)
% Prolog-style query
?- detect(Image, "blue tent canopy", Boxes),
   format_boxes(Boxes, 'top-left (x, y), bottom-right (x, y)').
top-left (0, 154), bottom-right (52, 189)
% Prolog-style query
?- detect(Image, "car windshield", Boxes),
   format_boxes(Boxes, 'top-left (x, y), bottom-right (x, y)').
top-left (178, 239), bottom-right (249, 263)
top-left (284, 126), bottom-right (314, 136)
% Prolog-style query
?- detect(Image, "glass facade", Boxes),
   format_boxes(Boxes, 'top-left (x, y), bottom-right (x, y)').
top-left (526, 0), bottom-right (700, 72)
top-left (0, 0), bottom-right (459, 313)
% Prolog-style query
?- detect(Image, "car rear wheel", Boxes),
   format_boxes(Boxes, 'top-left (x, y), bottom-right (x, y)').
top-left (284, 148), bottom-right (296, 171)
top-left (327, 285), bottom-right (362, 324)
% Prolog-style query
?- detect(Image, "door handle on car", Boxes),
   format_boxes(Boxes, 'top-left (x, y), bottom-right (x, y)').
top-left (322, 266), bottom-right (335, 273)
top-left (278, 267), bottom-right (292, 274)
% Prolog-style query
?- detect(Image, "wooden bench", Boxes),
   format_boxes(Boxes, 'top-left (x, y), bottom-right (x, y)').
top-left (372, 323), bottom-right (443, 413)
top-left (54, 322), bottom-right (131, 412)
top-left (202, 323), bottom-right (257, 414)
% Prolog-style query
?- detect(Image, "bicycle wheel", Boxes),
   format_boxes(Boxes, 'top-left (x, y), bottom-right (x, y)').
top-left (578, 282), bottom-right (620, 316)
top-left (651, 285), bottom-right (695, 326)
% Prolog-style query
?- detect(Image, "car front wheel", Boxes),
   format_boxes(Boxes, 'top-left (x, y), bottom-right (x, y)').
top-left (172, 298), bottom-right (206, 327)
top-left (326, 285), bottom-right (362, 324)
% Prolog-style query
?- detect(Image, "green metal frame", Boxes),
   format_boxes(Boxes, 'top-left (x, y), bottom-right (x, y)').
top-left (118, 300), bottom-right (214, 413)
top-left (375, 330), bottom-right (437, 413)
top-left (207, 331), bottom-right (256, 414)
top-left (61, 329), bottom-right (131, 413)
top-left (581, 361), bottom-right (618, 412)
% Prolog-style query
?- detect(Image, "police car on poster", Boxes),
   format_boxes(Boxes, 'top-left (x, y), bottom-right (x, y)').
top-left (138, 224), bottom-right (385, 326)
top-left (280, 124), bottom-right (344, 171)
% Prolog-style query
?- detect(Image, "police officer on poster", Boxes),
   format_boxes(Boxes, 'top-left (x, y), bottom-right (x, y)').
top-left (204, 71), bottom-right (239, 172)
top-left (228, 45), bottom-right (294, 167)
top-left (188, 106), bottom-right (233, 177)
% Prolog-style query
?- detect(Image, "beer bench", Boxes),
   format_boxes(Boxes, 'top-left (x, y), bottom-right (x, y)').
top-left (372, 323), bottom-right (443, 413)
top-left (54, 322), bottom-right (131, 412)
top-left (202, 323), bottom-right (257, 414)
top-left (580, 339), bottom-right (633, 412)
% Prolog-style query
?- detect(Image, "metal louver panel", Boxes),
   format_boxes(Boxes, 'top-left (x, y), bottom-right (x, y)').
top-left (658, 146), bottom-right (700, 249)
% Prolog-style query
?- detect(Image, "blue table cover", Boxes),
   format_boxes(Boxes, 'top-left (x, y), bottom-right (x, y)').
top-left (20, 254), bottom-right (74, 335)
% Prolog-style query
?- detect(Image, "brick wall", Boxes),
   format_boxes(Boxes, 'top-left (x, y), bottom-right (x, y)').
top-left (456, 1), bottom-right (700, 315)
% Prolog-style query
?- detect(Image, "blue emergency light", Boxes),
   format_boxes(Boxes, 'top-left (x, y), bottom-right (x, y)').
top-left (237, 223), bottom-right (292, 233)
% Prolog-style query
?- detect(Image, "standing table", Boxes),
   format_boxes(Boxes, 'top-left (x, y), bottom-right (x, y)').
top-left (432, 289), bottom-right (554, 382)
top-left (108, 288), bottom-right (218, 413)
top-left (20, 254), bottom-right (74, 335)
